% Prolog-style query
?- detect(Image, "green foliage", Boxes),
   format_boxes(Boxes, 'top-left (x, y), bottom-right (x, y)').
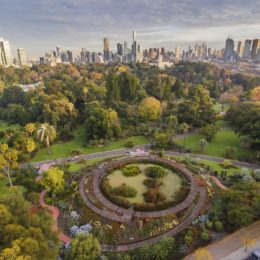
top-left (145, 166), bottom-right (168, 179)
top-left (112, 184), bottom-right (137, 198)
top-left (214, 221), bottom-right (223, 232)
top-left (122, 165), bottom-right (141, 177)
top-left (66, 234), bottom-right (101, 260)
top-left (220, 160), bottom-right (237, 169)
top-left (143, 189), bottom-right (166, 204)
top-left (124, 140), bottom-right (134, 148)
top-left (41, 167), bottom-right (65, 197)
top-left (200, 124), bottom-right (219, 141)
top-left (200, 230), bottom-right (211, 242)
top-left (143, 178), bottom-right (162, 188)
top-left (138, 97), bottom-right (162, 121)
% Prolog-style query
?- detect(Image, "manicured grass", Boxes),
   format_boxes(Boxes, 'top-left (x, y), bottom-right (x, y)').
top-left (175, 121), bottom-right (256, 160)
top-left (0, 179), bottom-right (26, 198)
top-left (32, 126), bottom-right (148, 162)
top-left (200, 160), bottom-right (240, 176)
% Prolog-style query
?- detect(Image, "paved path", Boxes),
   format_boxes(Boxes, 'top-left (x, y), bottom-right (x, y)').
top-left (210, 176), bottom-right (228, 190)
top-left (165, 151), bottom-right (260, 169)
top-left (39, 190), bottom-right (72, 243)
top-left (185, 220), bottom-right (260, 260)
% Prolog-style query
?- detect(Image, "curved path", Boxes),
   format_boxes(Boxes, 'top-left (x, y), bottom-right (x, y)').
top-left (210, 176), bottom-right (228, 190)
top-left (90, 156), bottom-right (197, 220)
top-left (39, 190), bottom-right (72, 243)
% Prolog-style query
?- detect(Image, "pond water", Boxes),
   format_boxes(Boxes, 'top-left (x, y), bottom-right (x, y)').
top-left (106, 163), bottom-right (183, 204)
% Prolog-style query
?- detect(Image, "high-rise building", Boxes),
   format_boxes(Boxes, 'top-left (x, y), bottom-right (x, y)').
top-left (17, 48), bottom-right (27, 66)
top-left (242, 39), bottom-right (252, 59)
top-left (67, 50), bottom-right (74, 63)
top-left (0, 38), bottom-right (13, 66)
top-left (133, 30), bottom-right (136, 43)
top-left (237, 41), bottom-right (243, 58)
top-left (175, 47), bottom-right (181, 59)
top-left (251, 39), bottom-right (260, 60)
top-left (103, 37), bottom-right (110, 61)
top-left (80, 48), bottom-right (87, 64)
top-left (56, 45), bottom-right (62, 58)
top-left (224, 37), bottom-right (235, 63)
top-left (117, 43), bottom-right (123, 56)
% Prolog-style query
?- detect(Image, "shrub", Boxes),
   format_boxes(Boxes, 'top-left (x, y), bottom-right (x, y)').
top-left (205, 221), bottom-right (213, 229)
top-left (145, 166), bottom-right (168, 179)
top-left (253, 169), bottom-right (260, 181)
top-left (200, 230), bottom-right (210, 242)
top-left (124, 140), bottom-right (134, 148)
top-left (224, 147), bottom-right (236, 159)
top-left (122, 165), bottom-right (141, 177)
top-left (112, 184), bottom-right (137, 198)
top-left (143, 178), bottom-right (162, 188)
top-left (143, 189), bottom-right (166, 203)
top-left (220, 159), bottom-right (237, 169)
top-left (71, 149), bottom-right (82, 156)
top-left (0, 131), bottom-right (5, 139)
top-left (26, 192), bottom-right (40, 207)
top-left (214, 221), bottom-right (223, 232)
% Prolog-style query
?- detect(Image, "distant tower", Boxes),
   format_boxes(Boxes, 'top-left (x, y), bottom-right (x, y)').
top-left (175, 47), bottom-right (181, 59)
top-left (242, 39), bottom-right (252, 59)
top-left (0, 38), bottom-right (13, 66)
top-left (133, 30), bottom-right (136, 42)
top-left (251, 39), bottom-right (260, 60)
top-left (103, 37), bottom-right (110, 61)
top-left (237, 41), bottom-right (243, 58)
top-left (17, 48), bottom-right (27, 66)
top-left (224, 36), bottom-right (235, 63)
top-left (117, 43), bottom-right (123, 56)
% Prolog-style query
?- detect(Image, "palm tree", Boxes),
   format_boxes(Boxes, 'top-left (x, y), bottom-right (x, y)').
top-left (179, 123), bottom-right (189, 147)
top-left (37, 123), bottom-right (56, 155)
top-left (199, 139), bottom-right (208, 153)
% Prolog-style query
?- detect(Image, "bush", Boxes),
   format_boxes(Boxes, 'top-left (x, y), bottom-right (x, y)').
top-left (214, 221), bottom-right (223, 232)
top-left (112, 184), bottom-right (137, 198)
top-left (143, 189), bottom-right (166, 203)
top-left (122, 165), bottom-right (141, 177)
top-left (205, 221), bottom-right (213, 229)
top-left (224, 147), bottom-right (236, 159)
top-left (220, 159), bottom-right (237, 169)
top-left (124, 140), bottom-right (134, 148)
top-left (71, 150), bottom-right (82, 156)
top-left (145, 166), bottom-right (168, 179)
top-left (0, 131), bottom-right (5, 139)
top-left (253, 169), bottom-right (260, 181)
top-left (143, 178), bottom-right (162, 188)
top-left (200, 230), bottom-right (210, 242)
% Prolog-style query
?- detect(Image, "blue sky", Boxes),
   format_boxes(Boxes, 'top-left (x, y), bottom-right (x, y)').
top-left (1, 0), bottom-right (260, 59)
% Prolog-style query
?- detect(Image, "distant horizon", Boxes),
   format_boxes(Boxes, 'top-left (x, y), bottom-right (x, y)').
top-left (1, 0), bottom-right (260, 59)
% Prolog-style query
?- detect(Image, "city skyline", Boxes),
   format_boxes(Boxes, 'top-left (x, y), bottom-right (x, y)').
top-left (1, 0), bottom-right (260, 58)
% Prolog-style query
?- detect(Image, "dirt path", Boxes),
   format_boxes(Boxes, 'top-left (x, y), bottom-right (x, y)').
top-left (210, 176), bottom-right (228, 190)
top-left (39, 190), bottom-right (72, 243)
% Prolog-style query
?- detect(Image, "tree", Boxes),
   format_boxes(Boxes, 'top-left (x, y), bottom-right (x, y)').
top-left (199, 139), bottom-right (208, 153)
top-left (40, 167), bottom-right (65, 198)
top-left (24, 123), bottom-right (36, 136)
top-left (0, 144), bottom-right (18, 187)
top-left (66, 234), bottom-right (101, 260)
top-left (0, 204), bottom-right (11, 228)
top-left (37, 123), bottom-right (56, 154)
top-left (200, 124), bottom-right (219, 141)
top-left (25, 139), bottom-right (36, 158)
top-left (138, 97), bottom-right (162, 121)
top-left (179, 123), bottom-right (189, 147)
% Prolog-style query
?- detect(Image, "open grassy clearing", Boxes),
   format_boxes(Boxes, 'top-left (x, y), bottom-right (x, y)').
top-left (175, 120), bottom-right (256, 160)
top-left (213, 102), bottom-right (230, 113)
top-left (32, 126), bottom-right (148, 162)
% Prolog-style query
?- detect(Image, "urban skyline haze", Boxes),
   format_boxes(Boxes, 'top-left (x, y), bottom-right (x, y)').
top-left (1, 0), bottom-right (260, 58)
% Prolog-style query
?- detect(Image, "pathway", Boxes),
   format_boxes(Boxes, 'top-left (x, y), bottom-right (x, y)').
top-left (184, 220), bottom-right (260, 260)
top-left (210, 176), bottom-right (228, 190)
top-left (39, 190), bottom-right (71, 243)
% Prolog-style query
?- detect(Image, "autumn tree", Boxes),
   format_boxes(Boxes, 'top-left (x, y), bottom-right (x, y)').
top-left (40, 167), bottom-right (65, 198)
top-left (138, 97), bottom-right (162, 121)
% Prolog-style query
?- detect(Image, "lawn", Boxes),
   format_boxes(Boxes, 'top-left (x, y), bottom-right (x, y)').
top-left (213, 102), bottom-right (229, 113)
top-left (175, 120), bottom-right (256, 160)
top-left (0, 179), bottom-right (26, 199)
top-left (32, 126), bottom-right (149, 162)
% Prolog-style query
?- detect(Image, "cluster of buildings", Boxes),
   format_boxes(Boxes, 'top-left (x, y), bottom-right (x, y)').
top-left (0, 38), bottom-right (27, 67)
top-left (1, 33), bottom-right (260, 69)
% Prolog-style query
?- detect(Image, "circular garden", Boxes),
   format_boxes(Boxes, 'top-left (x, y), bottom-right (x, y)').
top-left (101, 162), bottom-right (189, 211)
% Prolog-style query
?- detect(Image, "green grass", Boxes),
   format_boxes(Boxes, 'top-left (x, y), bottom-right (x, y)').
top-left (32, 126), bottom-right (148, 162)
top-left (175, 120), bottom-right (256, 160)
top-left (0, 178), bottom-right (26, 198)
top-left (213, 102), bottom-right (229, 113)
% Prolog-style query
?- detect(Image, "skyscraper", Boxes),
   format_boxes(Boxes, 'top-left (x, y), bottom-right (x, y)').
top-left (17, 48), bottom-right (27, 66)
top-left (103, 37), bottom-right (110, 62)
top-left (224, 37), bottom-right (235, 63)
top-left (175, 47), bottom-right (181, 59)
top-left (0, 38), bottom-right (13, 66)
top-left (133, 30), bottom-right (136, 43)
top-left (242, 39), bottom-right (252, 59)
top-left (237, 41), bottom-right (243, 58)
top-left (117, 43), bottom-right (123, 56)
top-left (251, 39), bottom-right (260, 60)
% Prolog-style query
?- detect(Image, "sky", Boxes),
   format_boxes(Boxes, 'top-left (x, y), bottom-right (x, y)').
top-left (1, 0), bottom-right (260, 59)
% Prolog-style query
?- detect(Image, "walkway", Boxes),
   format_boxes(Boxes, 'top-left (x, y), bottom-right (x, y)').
top-left (185, 220), bottom-right (260, 260)
top-left (39, 190), bottom-right (72, 243)
top-left (210, 176), bottom-right (228, 190)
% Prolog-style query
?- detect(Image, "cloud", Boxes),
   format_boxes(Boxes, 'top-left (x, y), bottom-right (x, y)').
top-left (0, 0), bottom-right (259, 58)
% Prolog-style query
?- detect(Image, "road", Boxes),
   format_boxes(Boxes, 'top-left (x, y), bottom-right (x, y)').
top-left (27, 145), bottom-right (260, 170)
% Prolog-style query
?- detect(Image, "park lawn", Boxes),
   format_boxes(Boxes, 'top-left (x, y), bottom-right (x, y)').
top-left (200, 160), bottom-right (240, 176)
top-left (213, 102), bottom-right (229, 113)
top-left (0, 179), bottom-right (26, 199)
top-left (32, 126), bottom-right (149, 162)
top-left (175, 125), bottom-right (256, 160)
